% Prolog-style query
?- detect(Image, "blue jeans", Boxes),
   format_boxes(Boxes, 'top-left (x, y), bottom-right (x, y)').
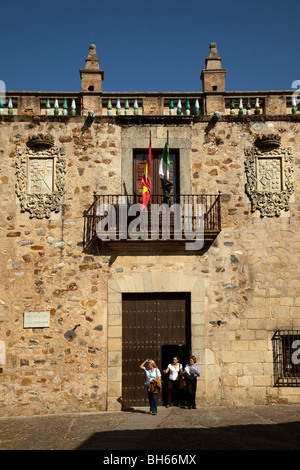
top-left (147, 389), bottom-right (158, 413)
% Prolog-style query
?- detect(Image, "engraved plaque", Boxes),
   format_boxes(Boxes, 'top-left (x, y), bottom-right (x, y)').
top-left (0, 341), bottom-right (5, 365)
top-left (29, 158), bottom-right (54, 193)
top-left (24, 311), bottom-right (50, 328)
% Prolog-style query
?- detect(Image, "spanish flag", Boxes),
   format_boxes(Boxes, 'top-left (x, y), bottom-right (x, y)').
top-left (141, 136), bottom-right (152, 208)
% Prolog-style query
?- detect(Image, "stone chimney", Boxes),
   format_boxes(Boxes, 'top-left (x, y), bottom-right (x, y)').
top-left (80, 44), bottom-right (104, 92)
top-left (201, 43), bottom-right (226, 92)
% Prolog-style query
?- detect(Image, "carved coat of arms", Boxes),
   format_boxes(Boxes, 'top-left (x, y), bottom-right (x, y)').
top-left (244, 135), bottom-right (294, 217)
top-left (15, 134), bottom-right (66, 218)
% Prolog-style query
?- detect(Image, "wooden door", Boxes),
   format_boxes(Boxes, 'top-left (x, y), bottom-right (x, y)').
top-left (122, 292), bottom-right (190, 407)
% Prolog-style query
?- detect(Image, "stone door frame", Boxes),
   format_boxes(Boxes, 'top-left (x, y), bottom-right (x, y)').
top-left (106, 271), bottom-right (205, 411)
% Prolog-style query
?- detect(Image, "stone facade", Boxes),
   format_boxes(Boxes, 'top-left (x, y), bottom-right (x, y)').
top-left (0, 44), bottom-right (300, 416)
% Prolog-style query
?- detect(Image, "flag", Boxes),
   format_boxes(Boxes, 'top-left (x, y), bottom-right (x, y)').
top-left (141, 136), bottom-right (152, 208)
top-left (159, 142), bottom-right (173, 205)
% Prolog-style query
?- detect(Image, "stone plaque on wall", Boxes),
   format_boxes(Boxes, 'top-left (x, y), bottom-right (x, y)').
top-left (0, 341), bottom-right (5, 365)
top-left (24, 311), bottom-right (50, 328)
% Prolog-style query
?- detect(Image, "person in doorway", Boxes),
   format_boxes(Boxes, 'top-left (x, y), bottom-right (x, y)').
top-left (184, 355), bottom-right (200, 409)
top-left (163, 356), bottom-right (183, 407)
top-left (140, 359), bottom-right (161, 415)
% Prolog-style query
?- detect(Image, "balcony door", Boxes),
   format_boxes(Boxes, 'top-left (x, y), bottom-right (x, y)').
top-left (134, 150), bottom-right (180, 204)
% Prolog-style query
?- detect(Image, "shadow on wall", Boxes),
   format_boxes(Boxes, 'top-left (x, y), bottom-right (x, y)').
top-left (76, 422), bottom-right (300, 450)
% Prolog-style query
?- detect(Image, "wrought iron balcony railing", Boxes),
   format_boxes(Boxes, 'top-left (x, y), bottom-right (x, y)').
top-left (83, 193), bottom-right (221, 251)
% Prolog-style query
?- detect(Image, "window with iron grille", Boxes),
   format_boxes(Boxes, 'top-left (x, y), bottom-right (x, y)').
top-left (272, 330), bottom-right (300, 386)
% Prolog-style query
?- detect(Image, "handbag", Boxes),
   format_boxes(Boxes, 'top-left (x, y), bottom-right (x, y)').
top-left (179, 371), bottom-right (186, 390)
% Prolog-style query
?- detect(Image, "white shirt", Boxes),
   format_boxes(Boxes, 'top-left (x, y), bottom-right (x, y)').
top-left (168, 363), bottom-right (182, 381)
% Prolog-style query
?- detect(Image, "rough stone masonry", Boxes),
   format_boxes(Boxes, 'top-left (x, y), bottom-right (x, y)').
top-left (0, 43), bottom-right (300, 416)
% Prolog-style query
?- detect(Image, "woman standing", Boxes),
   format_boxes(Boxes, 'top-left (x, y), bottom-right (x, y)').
top-left (163, 356), bottom-right (183, 407)
top-left (184, 355), bottom-right (200, 409)
top-left (140, 359), bottom-right (161, 415)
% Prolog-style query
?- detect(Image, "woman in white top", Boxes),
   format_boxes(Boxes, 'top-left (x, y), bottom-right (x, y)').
top-left (163, 356), bottom-right (183, 407)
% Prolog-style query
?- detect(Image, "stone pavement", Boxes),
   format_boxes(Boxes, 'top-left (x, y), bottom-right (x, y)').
top-left (1, 404), bottom-right (300, 451)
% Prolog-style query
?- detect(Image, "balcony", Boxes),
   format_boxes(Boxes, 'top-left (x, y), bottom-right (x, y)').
top-left (83, 193), bottom-right (221, 253)
top-left (1, 90), bottom-right (299, 118)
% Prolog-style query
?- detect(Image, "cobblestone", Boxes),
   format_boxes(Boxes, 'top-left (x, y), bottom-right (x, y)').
top-left (1, 405), bottom-right (300, 450)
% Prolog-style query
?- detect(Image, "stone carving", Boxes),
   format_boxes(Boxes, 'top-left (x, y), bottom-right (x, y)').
top-left (29, 158), bottom-right (54, 193)
top-left (255, 134), bottom-right (281, 149)
top-left (15, 137), bottom-right (66, 218)
top-left (257, 158), bottom-right (282, 192)
top-left (27, 133), bottom-right (55, 149)
top-left (245, 136), bottom-right (294, 217)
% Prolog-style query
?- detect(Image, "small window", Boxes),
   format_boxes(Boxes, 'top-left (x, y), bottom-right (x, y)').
top-left (88, 85), bottom-right (94, 91)
top-left (272, 330), bottom-right (300, 386)
top-left (212, 85), bottom-right (218, 91)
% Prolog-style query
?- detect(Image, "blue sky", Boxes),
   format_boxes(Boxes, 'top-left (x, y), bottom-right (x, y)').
top-left (1, 0), bottom-right (299, 93)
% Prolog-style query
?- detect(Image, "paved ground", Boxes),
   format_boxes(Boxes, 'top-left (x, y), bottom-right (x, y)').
top-left (1, 404), bottom-right (300, 451)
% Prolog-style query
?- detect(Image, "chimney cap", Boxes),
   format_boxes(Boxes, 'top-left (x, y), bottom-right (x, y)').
top-left (207, 42), bottom-right (221, 60)
top-left (88, 44), bottom-right (98, 57)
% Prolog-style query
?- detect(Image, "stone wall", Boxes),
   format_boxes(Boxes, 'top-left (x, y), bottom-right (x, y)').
top-left (191, 119), bottom-right (300, 405)
top-left (0, 118), bottom-right (121, 415)
top-left (0, 115), bottom-right (299, 416)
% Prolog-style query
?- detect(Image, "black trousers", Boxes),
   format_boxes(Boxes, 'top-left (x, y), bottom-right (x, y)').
top-left (186, 377), bottom-right (197, 407)
top-left (167, 379), bottom-right (180, 405)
